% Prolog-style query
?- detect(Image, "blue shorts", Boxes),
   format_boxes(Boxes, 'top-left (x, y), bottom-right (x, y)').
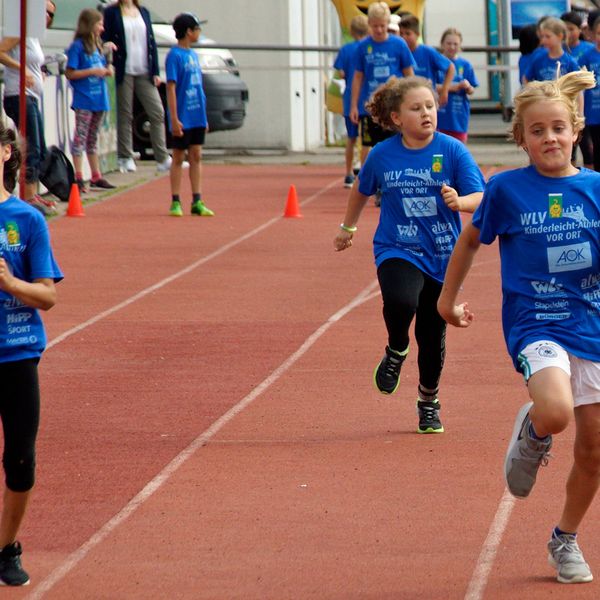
top-left (344, 116), bottom-right (359, 140)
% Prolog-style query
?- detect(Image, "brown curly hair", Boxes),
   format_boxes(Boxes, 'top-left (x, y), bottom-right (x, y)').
top-left (365, 76), bottom-right (435, 131)
top-left (0, 126), bottom-right (21, 194)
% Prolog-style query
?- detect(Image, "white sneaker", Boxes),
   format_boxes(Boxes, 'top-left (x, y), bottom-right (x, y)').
top-left (156, 156), bottom-right (172, 173)
top-left (117, 158), bottom-right (128, 173)
top-left (118, 157), bottom-right (136, 173)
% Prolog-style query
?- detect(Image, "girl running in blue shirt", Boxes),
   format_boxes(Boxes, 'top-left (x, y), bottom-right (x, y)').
top-left (524, 17), bottom-right (579, 83)
top-left (438, 70), bottom-right (600, 584)
top-left (436, 28), bottom-right (479, 143)
top-left (66, 9), bottom-right (116, 192)
top-left (0, 124), bottom-right (62, 586)
top-left (334, 76), bottom-right (484, 433)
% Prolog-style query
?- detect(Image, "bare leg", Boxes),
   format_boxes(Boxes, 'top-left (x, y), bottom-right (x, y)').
top-left (87, 154), bottom-right (100, 177)
top-left (558, 403), bottom-right (600, 533)
top-left (344, 137), bottom-right (356, 176)
top-left (72, 155), bottom-right (83, 176)
top-left (527, 366), bottom-right (573, 437)
top-left (0, 489), bottom-right (30, 547)
top-left (170, 148), bottom-right (186, 196)
top-left (188, 145), bottom-right (202, 194)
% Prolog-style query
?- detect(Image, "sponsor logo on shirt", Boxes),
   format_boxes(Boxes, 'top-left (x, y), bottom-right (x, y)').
top-left (432, 154), bottom-right (443, 173)
top-left (547, 241), bottom-right (592, 273)
top-left (431, 221), bottom-right (453, 235)
top-left (530, 277), bottom-right (566, 298)
top-left (548, 193), bottom-right (562, 218)
top-left (396, 221), bottom-right (419, 243)
top-left (402, 197), bottom-right (437, 218)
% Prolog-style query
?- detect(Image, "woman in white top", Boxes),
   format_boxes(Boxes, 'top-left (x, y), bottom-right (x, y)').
top-left (102, 0), bottom-right (171, 173)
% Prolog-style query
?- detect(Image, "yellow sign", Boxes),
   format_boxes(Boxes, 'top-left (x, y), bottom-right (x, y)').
top-left (330, 0), bottom-right (426, 38)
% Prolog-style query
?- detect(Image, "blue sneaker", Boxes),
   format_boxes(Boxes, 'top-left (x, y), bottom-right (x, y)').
top-left (343, 174), bottom-right (355, 188)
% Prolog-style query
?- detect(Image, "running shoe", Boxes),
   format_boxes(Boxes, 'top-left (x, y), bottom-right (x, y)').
top-left (191, 200), bottom-right (215, 216)
top-left (504, 402), bottom-right (552, 498)
top-left (548, 531), bottom-right (593, 583)
top-left (343, 174), bottom-right (355, 188)
top-left (26, 194), bottom-right (58, 216)
top-left (373, 346), bottom-right (406, 395)
top-left (90, 178), bottom-right (116, 190)
top-left (169, 201), bottom-right (183, 217)
top-left (417, 399), bottom-right (444, 433)
top-left (0, 541), bottom-right (29, 586)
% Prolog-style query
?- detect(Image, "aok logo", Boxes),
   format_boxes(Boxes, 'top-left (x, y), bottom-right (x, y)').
top-left (547, 242), bottom-right (592, 273)
top-left (403, 197), bottom-right (437, 218)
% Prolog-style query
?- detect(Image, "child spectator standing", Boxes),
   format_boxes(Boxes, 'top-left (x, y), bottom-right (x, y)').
top-left (349, 2), bottom-right (415, 164)
top-left (438, 70), bottom-right (600, 584)
top-left (333, 15), bottom-right (368, 188)
top-left (562, 11), bottom-right (594, 64)
top-left (66, 9), bottom-right (116, 191)
top-left (523, 17), bottom-right (579, 83)
top-left (436, 28), bottom-right (478, 143)
top-left (334, 76), bottom-right (484, 433)
top-left (518, 24), bottom-right (541, 85)
top-left (399, 14), bottom-right (455, 107)
top-left (0, 124), bottom-right (62, 585)
top-left (165, 13), bottom-right (214, 218)
top-left (580, 16), bottom-right (600, 171)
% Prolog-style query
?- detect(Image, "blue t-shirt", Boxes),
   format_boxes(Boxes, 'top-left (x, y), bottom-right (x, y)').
top-left (334, 40), bottom-right (360, 116)
top-left (580, 47), bottom-right (600, 125)
top-left (355, 36), bottom-right (416, 116)
top-left (0, 197), bottom-right (62, 362)
top-left (569, 40), bottom-right (594, 65)
top-left (436, 56), bottom-right (479, 133)
top-left (472, 166), bottom-right (600, 370)
top-left (165, 46), bottom-right (207, 130)
top-left (358, 132), bottom-right (485, 280)
top-left (411, 44), bottom-right (451, 84)
top-left (524, 49), bottom-right (579, 82)
top-left (66, 39), bottom-right (110, 112)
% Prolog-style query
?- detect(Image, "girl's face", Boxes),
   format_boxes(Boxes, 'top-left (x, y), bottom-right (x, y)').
top-left (521, 100), bottom-right (578, 178)
top-left (441, 33), bottom-right (461, 59)
top-left (369, 17), bottom-right (389, 43)
top-left (93, 19), bottom-right (104, 37)
top-left (540, 28), bottom-right (563, 51)
top-left (565, 22), bottom-right (581, 46)
top-left (391, 86), bottom-right (437, 146)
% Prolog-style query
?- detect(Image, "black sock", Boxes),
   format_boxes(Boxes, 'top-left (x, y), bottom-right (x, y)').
top-left (192, 193), bottom-right (201, 203)
top-left (172, 195), bottom-right (180, 204)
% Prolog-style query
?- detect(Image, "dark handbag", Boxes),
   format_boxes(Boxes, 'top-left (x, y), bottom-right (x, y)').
top-left (39, 146), bottom-right (75, 202)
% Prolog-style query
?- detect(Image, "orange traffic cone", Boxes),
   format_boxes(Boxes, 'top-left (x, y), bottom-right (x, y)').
top-left (66, 183), bottom-right (85, 217)
top-left (283, 184), bottom-right (302, 218)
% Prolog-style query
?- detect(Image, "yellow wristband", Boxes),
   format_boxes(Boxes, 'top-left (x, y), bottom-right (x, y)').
top-left (340, 223), bottom-right (357, 233)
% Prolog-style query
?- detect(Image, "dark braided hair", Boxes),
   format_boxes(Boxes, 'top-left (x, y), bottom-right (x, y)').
top-left (0, 126), bottom-right (21, 194)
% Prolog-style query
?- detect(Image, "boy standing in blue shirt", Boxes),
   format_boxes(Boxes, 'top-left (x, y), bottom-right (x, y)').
top-left (399, 14), bottom-right (455, 107)
top-left (166, 13), bottom-right (214, 218)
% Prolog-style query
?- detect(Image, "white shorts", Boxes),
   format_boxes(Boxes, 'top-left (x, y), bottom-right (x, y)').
top-left (518, 340), bottom-right (600, 407)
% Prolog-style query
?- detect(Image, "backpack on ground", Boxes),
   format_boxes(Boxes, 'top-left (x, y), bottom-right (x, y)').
top-left (39, 146), bottom-right (75, 202)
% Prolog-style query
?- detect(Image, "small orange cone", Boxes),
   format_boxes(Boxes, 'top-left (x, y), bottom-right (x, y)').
top-left (66, 183), bottom-right (85, 217)
top-left (283, 184), bottom-right (302, 218)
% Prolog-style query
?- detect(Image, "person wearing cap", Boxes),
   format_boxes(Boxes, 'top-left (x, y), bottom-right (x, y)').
top-left (388, 14), bottom-right (400, 35)
top-left (165, 13), bottom-right (214, 218)
top-left (102, 0), bottom-right (171, 174)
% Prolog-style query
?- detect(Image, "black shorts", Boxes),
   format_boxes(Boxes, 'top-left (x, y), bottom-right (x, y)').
top-left (171, 127), bottom-right (206, 150)
top-left (360, 115), bottom-right (395, 147)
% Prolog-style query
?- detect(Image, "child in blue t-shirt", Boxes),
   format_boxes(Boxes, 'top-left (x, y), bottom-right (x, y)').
top-left (0, 123), bottom-right (62, 586)
top-left (165, 13), bottom-right (214, 218)
top-left (350, 2), bottom-right (415, 163)
top-left (438, 70), bottom-right (600, 584)
top-left (399, 14), bottom-right (455, 107)
top-left (66, 9), bottom-right (115, 191)
top-left (524, 17), bottom-right (580, 83)
top-left (333, 15), bottom-right (368, 188)
top-left (334, 75), bottom-right (484, 434)
top-left (436, 28), bottom-right (479, 143)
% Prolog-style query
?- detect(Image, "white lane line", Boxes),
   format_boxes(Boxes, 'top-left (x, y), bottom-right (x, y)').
top-left (464, 489), bottom-right (516, 600)
top-left (26, 278), bottom-right (380, 599)
top-left (47, 178), bottom-right (340, 350)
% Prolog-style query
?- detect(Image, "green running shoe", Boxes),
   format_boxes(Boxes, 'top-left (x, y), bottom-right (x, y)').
top-left (191, 200), bottom-right (215, 216)
top-left (169, 201), bottom-right (183, 217)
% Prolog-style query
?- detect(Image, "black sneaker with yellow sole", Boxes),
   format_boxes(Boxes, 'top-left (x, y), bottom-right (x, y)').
top-left (417, 399), bottom-right (444, 434)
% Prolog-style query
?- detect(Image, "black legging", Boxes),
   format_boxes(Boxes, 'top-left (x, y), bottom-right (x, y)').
top-left (0, 358), bottom-right (40, 492)
top-left (588, 124), bottom-right (600, 172)
top-left (377, 258), bottom-right (446, 390)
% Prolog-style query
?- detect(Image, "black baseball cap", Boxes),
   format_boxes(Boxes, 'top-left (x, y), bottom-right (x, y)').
top-left (172, 13), bottom-right (207, 39)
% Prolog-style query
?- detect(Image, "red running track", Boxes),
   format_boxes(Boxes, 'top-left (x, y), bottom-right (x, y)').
top-left (8, 164), bottom-right (599, 599)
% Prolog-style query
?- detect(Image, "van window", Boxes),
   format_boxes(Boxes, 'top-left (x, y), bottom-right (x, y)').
top-left (52, 0), bottom-right (98, 30)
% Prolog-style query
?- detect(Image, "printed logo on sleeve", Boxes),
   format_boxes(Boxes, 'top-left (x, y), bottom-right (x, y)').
top-left (402, 197), bottom-right (438, 218)
top-left (547, 241), bottom-right (592, 273)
